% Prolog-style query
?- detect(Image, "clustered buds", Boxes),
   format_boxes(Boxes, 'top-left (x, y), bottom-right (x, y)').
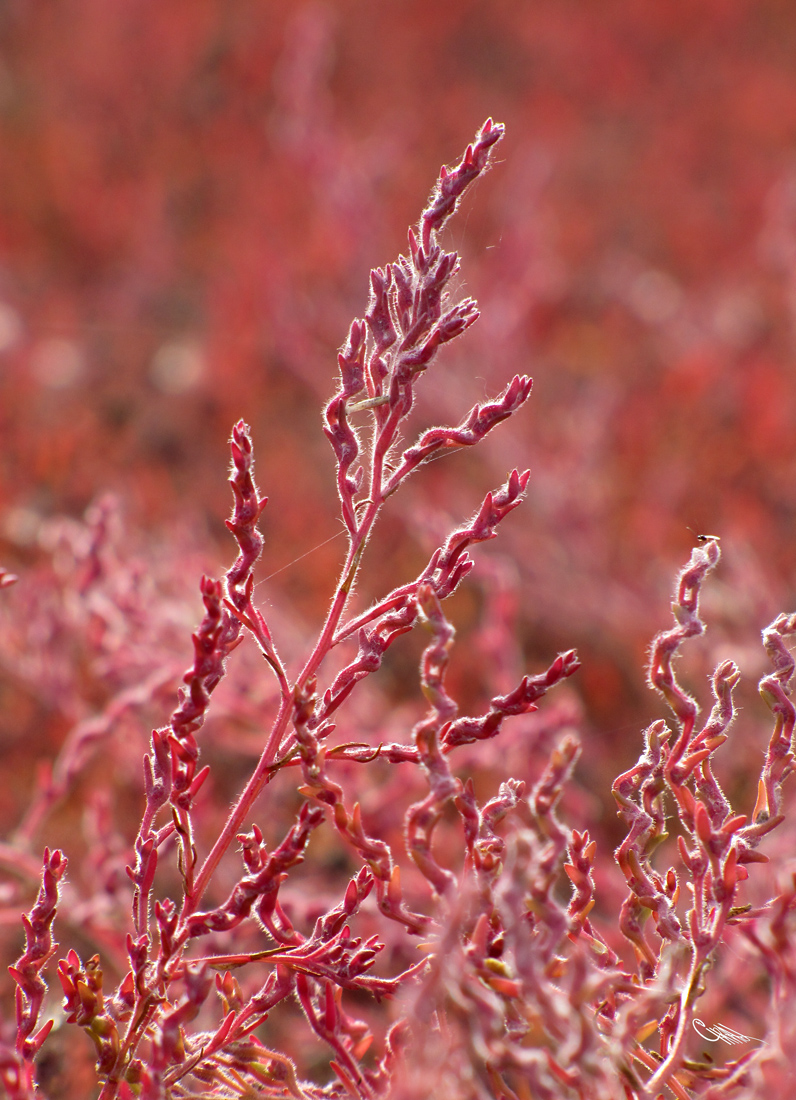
top-left (5, 849), bottom-right (67, 1096)
top-left (420, 118), bottom-right (505, 249)
top-left (609, 538), bottom-right (796, 1094)
top-left (384, 374), bottom-right (533, 495)
top-left (321, 118), bottom-right (519, 562)
top-left (443, 649), bottom-right (580, 749)
top-left (184, 804), bottom-right (324, 940)
top-left (57, 951), bottom-right (120, 1075)
top-left (745, 612), bottom-right (796, 842)
top-left (404, 587), bottom-right (462, 897)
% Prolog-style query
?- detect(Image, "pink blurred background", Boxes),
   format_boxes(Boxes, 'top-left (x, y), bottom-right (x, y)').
top-left (2, 0), bottom-right (796, 817)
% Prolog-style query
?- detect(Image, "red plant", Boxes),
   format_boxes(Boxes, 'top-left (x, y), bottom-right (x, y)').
top-left (2, 121), bottom-right (796, 1100)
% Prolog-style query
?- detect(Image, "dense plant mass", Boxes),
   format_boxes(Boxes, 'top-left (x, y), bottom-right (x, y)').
top-left (2, 120), bottom-right (796, 1099)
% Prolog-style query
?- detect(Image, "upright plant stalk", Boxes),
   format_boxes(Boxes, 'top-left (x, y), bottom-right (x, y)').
top-left (186, 119), bottom-right (525, 915)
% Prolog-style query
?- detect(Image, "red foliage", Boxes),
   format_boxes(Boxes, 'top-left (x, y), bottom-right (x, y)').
top-left (2, 4), bottom-right (796, 1096)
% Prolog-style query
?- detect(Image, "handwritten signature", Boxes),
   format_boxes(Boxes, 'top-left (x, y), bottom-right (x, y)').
top-left (693, 1019), bottom-right (765, 1046)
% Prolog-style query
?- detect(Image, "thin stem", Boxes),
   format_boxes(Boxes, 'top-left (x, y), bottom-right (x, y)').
top-left (183, 692), bottom-right (291, 918)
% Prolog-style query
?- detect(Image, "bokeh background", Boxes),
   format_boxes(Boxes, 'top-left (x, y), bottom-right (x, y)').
top-left (2, 0), bottom-right (796, 1081)
top-left (4, 0), bottom-right (796, 822)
